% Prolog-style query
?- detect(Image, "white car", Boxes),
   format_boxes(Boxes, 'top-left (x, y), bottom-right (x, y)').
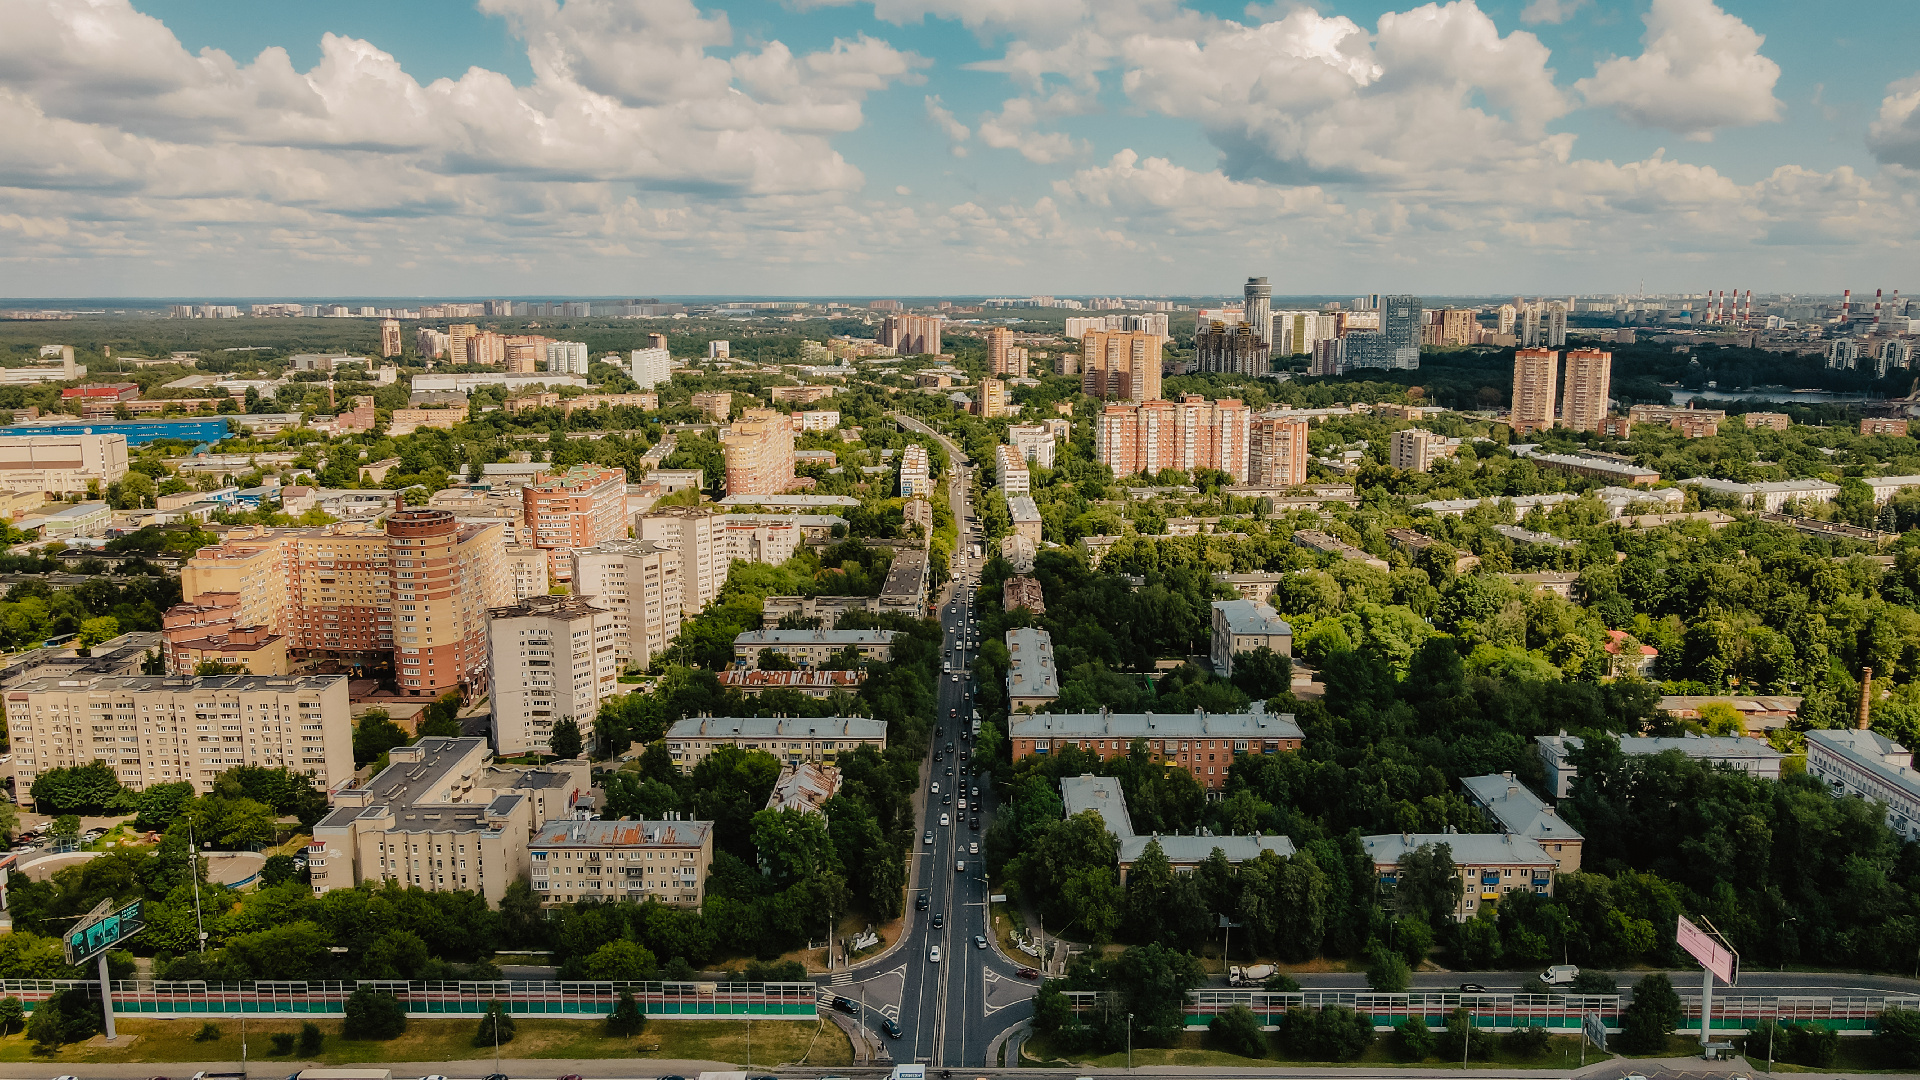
top-left (969, 842), bottom-right (979, 854)
top-left (929, 945), bottom-right (942, 963)
top-left (955, 859), bottom-right (967, 872)
top-left (924, 831), bottom-right (934, 845)
top-left (940, 813), bottom-right (950, 827)
top-left (931, 781), bottom-right (939, 793)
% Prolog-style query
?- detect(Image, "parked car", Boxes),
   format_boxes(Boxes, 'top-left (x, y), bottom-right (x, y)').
top-left (882, 1018), bottom-right (902, 1039)
top-left (1016, 967), bottom-right (1040, 980)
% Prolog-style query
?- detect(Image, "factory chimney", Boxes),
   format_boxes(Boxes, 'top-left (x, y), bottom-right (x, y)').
top-left (1860, 666), bottom-right (1874, 731)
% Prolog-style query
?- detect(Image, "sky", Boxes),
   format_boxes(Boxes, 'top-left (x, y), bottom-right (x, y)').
top-left (2, 0), bottom-right (1919, 299)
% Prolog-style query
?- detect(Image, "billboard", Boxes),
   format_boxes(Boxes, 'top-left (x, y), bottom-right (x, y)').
top-left (64, 899), bottom-right (145, 966)
top-left (1583, 1011), bottom-right (1608, 1052)
top-left (1677, 914), bottom-right (1737, 985)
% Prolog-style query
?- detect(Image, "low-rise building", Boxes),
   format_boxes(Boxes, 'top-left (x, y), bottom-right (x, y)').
top-left (1657, 695), bottom-right (1801, 734)
top-left (1003, 575), bottom-right (1046, 614)
top-left (1009, 702), bottom-right (1302, 790)
top-left (1061, 774), bottom-right (1294, 884)
top-left (1008, 495), bottom-right (1042, 545)
top-left (1292, 529), bottom-right (1389, 572)
top-left (1501, 571), bottom-right (1581, 599)
top-left (732, 628), bottom-right (897, 668)
top-left (1742, 412), bottom-right (1790, 432)
top-left (1214, 572), bottom-right (1287, 605)
top-left (1536, 732), bottom-right (1785, 799)
top-left (663, 715), bottom-right (888, 770)
top-left (1362, 831), bottom-right (1558, 921)
top-left (1806, 729), bottom-right (1920, 842)
top-left (1209, 599), bottom-right (1292, 677)
top-left (1862, 417), bottom-right (1909, 437)
top-left (1461, 773), bottom-right (1583, 872)
top-left (1006, 627), bottom-right (1058, 711)
top-left (530, 817), bottom-right (714, 908)
top-left (0, 433), bottom-right (129, 494)
top-left (1603, 629), bottom-right (1658, 677)
top-left (716, 669), bottom-right (865, 698)
top-left (1526, 451), bottom-right (1660, 486)
top-left (766, 762), bottom-right (840, 816)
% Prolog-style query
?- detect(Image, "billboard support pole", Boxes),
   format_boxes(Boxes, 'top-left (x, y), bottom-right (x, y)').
top-left (95, 950), bottom-right (116, 1041)
top-left (1698, 965), bottom-right (1711, 1052)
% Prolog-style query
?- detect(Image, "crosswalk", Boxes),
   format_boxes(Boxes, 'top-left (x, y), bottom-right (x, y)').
top-left (831, 972), bottom-right (853, 985)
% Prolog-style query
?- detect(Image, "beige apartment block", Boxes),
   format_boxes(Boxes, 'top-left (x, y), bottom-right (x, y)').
top-left (571, 539), bottom-right (685, 673)
top-left (1248, 413), bottom-right (1309, 488)
top-left (721, 408), bottom-right (796, 497)
top-left (664, 715), bottom-right (888, 770)
top-left (487, 595), bottom-right (620, 758)
top-left (0, 433), bottom-right (129, 494)
top-left (1560, 349), bottom-right (1613, 433)
top-left (530, 818), bottom-right (714, 908)
top-left (3, 673), bottom-right (353, 794)
top-left (523, 464), bottom-right (628, 582)
top-left (635, 505), bottom-right (725, 614)
top-left (1510, 348), bottom-right (1559, 435)
top-left (502, 545), bottom-right (550, 600)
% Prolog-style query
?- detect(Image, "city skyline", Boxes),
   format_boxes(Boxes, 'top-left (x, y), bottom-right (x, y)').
top-left (4, 0), bottom-right (1920, 297)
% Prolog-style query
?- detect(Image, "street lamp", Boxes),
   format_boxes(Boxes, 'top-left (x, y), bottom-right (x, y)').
top-left (1127, 1012), bottom-right (1133, 1071)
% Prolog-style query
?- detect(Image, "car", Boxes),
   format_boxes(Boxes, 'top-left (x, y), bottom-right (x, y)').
top-left (1541, 964), bottom-right (1580, 986)
top-left (559, 1074), bottom-right (585, 1080)
top-left (931, 782), bottom-right (940, 793)
top-left (969, 842), bottom-right (979, 854)
top-left (882, 1018), bottom-right (902, 1039)
top-left (421, 1075), bottom-right (446, 1080)
top-left (924, 830), bottom-right (934, 845)
top-left (50, 1074), bottom-right (77, 1080)
top-left (929, 945), bottom-right (942, 963)
top-left (946, 742), bottom-right (954, 752)
top-left (975, 935), bottom-right (988, 950)
top-left (916, 892), bottom-right (930, 909)
top-left (971, 786), bottom-right (980, 797)
top-left (1016, 967), bottom-right (1040, 980)
top-left (955, 859), bottom-right (966, 872)
top-left (932, 751), bottom-right (941, 761)
top-left (969, 817), bottom-right (980, 830)
top-left (942, 793), bottom-right (951, 804)
top-left (946, 765), bottom-right (953, 775)
top-left (1457, 983), bottom-right (1490, 994)
top-left (931, 912), bottom-right (944, 928)
top-left (484, 1074), bottom-right (513, 1080)
top-left (957, 799), bottom-right (967, 811)
top-left (940, 813), bottom-right (950, 826)
top-left (951, 673), bottom-right (960, 683)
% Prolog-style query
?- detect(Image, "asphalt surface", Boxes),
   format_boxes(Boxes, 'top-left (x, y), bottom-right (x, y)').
top-left (1288, 968), bottom-right (1920, 997)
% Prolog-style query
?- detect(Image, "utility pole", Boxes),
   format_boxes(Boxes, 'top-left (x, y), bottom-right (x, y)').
top-left (188, 823), bottom-right (206, 953)
top-left (1127, 1012), bottom-right (1133, 1071)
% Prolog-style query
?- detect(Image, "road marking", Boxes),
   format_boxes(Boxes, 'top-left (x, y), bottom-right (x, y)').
top-left (830, 972), bottom-right (852, 985)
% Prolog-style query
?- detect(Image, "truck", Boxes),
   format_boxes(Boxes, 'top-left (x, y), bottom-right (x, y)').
top-left (1541, 964), bottom-right (1580, 985)
top-left (890, 1066), bottom-right (927, 1080)
top-left (1228, 964), bottom-right (1276, 985)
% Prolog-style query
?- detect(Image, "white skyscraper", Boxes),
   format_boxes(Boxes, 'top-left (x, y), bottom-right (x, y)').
top-left (1244, 277), bottom-right (1272, 344)
top-left (546, 340), bottom-right (589, 374)
top-left (1546, 302), bottom-right (1568, 348)
top-left (630, 347), bottom-right (672, 389)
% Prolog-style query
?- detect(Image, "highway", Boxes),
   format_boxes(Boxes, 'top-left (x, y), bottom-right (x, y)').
top-left (1289, 968), bottom-right (1920, 997)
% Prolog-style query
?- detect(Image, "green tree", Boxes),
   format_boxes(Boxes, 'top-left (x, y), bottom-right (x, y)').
top-left (418, 692), bottom-right (465, 738)
top-left (1396, 1015), bottom-right (1435, 1061)
top-left (0, 996), bottom-right (23, 1036)
top-left (29, 762), bottom-right (127, 813)
top-left (548, 716), bottom-right (584, 760)
top-left (473, 1000), bottom-right (517, 1048)
top-left (1209, 1004), bottom-right (1267, 1057)
top-left (1502, 1025), bottom-right (1551, 1058)
top-left (583, 939), bottom-right (659, 981)
top-left (1106, 943), bottom-right (1206, 1046)
top-left (342, 987), bottom-right (407, 1040)
top-left (299, 1020), bottom-right (324, 1056)
top-left (352, 710), bottom-right (409, 766)
top-left (78, 615), bottom-right (121, 647)
top-left (606, 990), bottom-right (647, 1038)
top-left (1366, 942), bottom-right (1410, 992)
top-left (1230, 646), bottom-right (1292, 700)
top-left (1393, 843), bottom-right (1462, 928)
top-left (1618, 972), bottom-right (1681, 1053)
top-left (134, 781), bottom-right (195, 831)
top-left (1878, 1008), bottom-right (1920, 1068)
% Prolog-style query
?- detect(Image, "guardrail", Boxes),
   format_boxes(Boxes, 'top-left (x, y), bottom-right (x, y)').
top-left (0, 979), bottom-right (821, 1019)
top-left (1058, 989), bottom-right (1920, 1034)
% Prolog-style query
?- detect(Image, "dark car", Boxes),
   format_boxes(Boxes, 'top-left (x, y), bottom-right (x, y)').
top-left (916, 892), bottom-right (930, 910)
top-left (1458, 983), bottom-right (1490, 994)
top-left (969, 817), bottom-right (980, 830)
top-left (1016, 967), bottom-right (1040, 980)
top-left (931, 911), bottom-right (944, 928)
top-left (882, 1017), bottom-right (903, 1039)
top-left (946, 765), bottom-right (953, 775)
top-left (486, 1073), bottom-right (513, 1080)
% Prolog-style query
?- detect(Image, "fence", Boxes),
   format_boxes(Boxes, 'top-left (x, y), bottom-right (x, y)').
top-left (1, 979), bottom-right (821, 1019)
top-left (1059, 988), bottom-right (1920, 1035)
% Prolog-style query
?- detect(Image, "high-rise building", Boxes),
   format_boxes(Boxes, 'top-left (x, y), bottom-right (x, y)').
top-left (995, 444), bottom-right (1031, 495)
top-left (1094, 396), bottom-right (1250, 480)
top-left (879, 314), bottom-right (943, 356)
top-left (1008, 424), bottom-right (1056, 469)
top-left (1193, 322), bottom-right (1269, 376)
top-left (447, 323), bottom-right (478, 366)
top-left (1308, 337), bottom-right (1345, 376)
top-left (988, 326), bottom-right (1023, 377)
top-left (630, 347), bottom-right (672, 389)
top-left (501, 334), bottom-right (550, 373)
top-left (977, 378), bottom-right (1008, 418)
top-left (634, 506), bottom-right (724, 614)
top-left (1520, 304), bottom-right (1542, 347)
top-left (1381, 295), bottom-right (1424, 367)
top-left (1498, 304), bottom-right (1517, 337)
top-left (1510, 348), bottom-right (1560, 435)
top-left (1546, 301), bottom-right (1568, 348)
top-left (721, 408), bottom-right (796, 497)
top-left (1080, 331), bottom-right (1165, 402)
top-left (380, 319), bottom-right (403, 358)
top-left (465, 331), bottom-right (506, 366)
top-left (570, 540), bottom-right (684, 673)
top-left (546, 341), bottom-right (589, 374)
top-left (523, 465), bottom-right (628, 581)
top-left (1244, 278), bottom-right (1272, 344)
top-left (1438, 309), bottom-right (1477, 347)
top-left (1561, 349), bottom-right (1613, 432)
top-left (1126, 313), bottom-right (1170, 336)
top-left (1390, 428), bottom-right (1458, 473)
top-left (172, 514), bottom-right (507, 696)
top-left (646, 333), bottom-right (669, 351)
top-left (1248, 413), bottom-right (1309, 487)
top-left (898, 444), bottom-right (931, 498)
top-left (707, 340), bottom-right (730, 359)
top-left (3, 673), bottom-right (354, 794)
top-left (488, 594), bottom-right (621, 757)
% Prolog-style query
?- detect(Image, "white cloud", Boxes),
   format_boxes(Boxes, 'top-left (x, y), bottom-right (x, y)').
top-left (975, 92), bottom-right (1092, 164)
top-left (1055, 149), bottom-right (1340, 232)
top-left (1519, 0), bottom-right (1587, 25)
top-left (1575, 0), bottom-right (1781, 140)
top-left (1867, 74), bottom-right (1920, 168)
top-left (924, 94), bottom-right (971, 156)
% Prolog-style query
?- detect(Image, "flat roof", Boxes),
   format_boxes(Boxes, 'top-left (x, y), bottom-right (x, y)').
top-left (1009, 702), bottom-right (1302, 741)
top-left (1006, 627), bottom-right (1059, 699)
top-left (9, 672), bottom-right (346, 695)
top-left (353, 736), bottom-right (489, 807)
top-left (1124, 833), bottom-right (1295, 865)
top-left (1212, 598), bottom-right (1292, 636)
top-left (1060, 774), bottom-right (1131, 839)
top-left (1538, 733), bottom-right (1784, 761)
top-left (666, 716), bottom-right (888, 741)
top-left (531, 818), bottom-right (713, 848)
top-left (1007, 495), bottom-right (1041, 522)
top-left (733, 628), bottom-right (898, 646)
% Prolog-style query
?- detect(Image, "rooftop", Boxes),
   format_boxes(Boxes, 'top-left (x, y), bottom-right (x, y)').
top-left (666, 715), bottom-right (888, 741)
top-left (1009, 702), bottom-right (1302, 741)
top-left (11, 671), bottom-right (346, 695)
top-left (488, 594), bottom-right (609, 621)
top-left (1007, 494), bottom-right (1041, 522)
top-left (1362, 830), bottom-right (1557, 868)
top-left (1006, 626), bottom-right (1059, 699)
top-left (530, 818), bottom-right (713, 848)
top-left (1212, 598), bottom-right (1292, 637)
top-left (733, 628), bottom-right (899, 646)
top-left (1060, 773), bottom-right (1297, 864)
top-left (1538, 732), bottom-right (1784, 761)
top-left (1461, 774), bottom-right (1583, 845)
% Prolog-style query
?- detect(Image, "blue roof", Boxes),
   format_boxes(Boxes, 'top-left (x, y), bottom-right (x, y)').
top-left (0, 418), bottom-right (231, 445)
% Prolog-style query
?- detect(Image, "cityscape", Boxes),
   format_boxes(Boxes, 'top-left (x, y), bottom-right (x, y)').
top-left (4, 0), bottom-right (1920, 1078)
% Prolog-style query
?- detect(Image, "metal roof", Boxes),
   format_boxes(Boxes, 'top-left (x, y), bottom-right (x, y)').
top-left (1212, 598), bottom-right (1292, 637)
top-left (1460, 774), bottom-right (1583, 845)
top-left (1009, 702), bottom-right (1302, 740)
top-left (531, 818), bottom-right (713, 848)
top-left (1361, 831), bottom-right (1556, 868)
top-left (1006, 627), bottom-right (1058, 699)
top-left (666, 716), bottom-right (888, 741)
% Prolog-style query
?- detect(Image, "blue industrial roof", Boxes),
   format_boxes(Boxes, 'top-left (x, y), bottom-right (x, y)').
top-left (0, 418), bottom-right (231, 445)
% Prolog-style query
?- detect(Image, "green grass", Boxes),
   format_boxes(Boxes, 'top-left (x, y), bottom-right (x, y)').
top-left (1023, 1029), bottom-right (1610, 1070)
top-left (0, 1016), bottom-right (851, 1066)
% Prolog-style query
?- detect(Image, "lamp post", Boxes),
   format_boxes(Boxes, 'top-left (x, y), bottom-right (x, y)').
top-left (1127, 1012), bottom-right (1133, 1071)
top-left (188, 822), bottom-right (206, 953)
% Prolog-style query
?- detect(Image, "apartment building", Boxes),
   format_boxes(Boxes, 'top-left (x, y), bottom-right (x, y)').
top-left (3, 673), bottom-right (353, 793)
top-left (502, 545), bottom-right (549, 600)
top-left (1806, 729), bottom-right (1920, 842)
top-left (1510, 348), bottom-right (1559, 435)
top-left (988, 326), bottom-right (1024, 377)
top-left (630, 347), bottom-right (672, 389)
top-left (531, 818), bottom-right (714, 908)
top-left (170, 512), bottom-right (509, 696)
top-left (664, 715), bottom-right (888, 770)
top-left (1094, 396), bottom-right (1250, 481)
top-left (1006, 627), bottom-right (1058, 711)
top-left (898, 444), bottom-right (931, 497)
top-left (732, 628), bottom-right (898, 667)
top-left (570, 539), bottom-right (684, 672)
top-left (1209, 599), bottom-right (1292, 677)
top-left (721, 517), bottom-right (797, 565)
top-left (879, 313), bottom-right (942, 356)
top-left (1536, 733), bottom-right (1784, 799)
top-left (1461, 773), bottom-right (1583, 872)
top-left (976, 378), bottom-right (1008, 419)
top-left (1062, 774), bottom-right (1293, 884)
top-left (523, 465), bottom-right (628, 582)
top-left (635, 505), bottom-right (725, 614)
top-left (1080, 331), bottom-right (1165, 402)
top-left (721, 408), bottom-right (796, 497)
top-left (308, 737), bottom-right (589, 903)
top-left (691, 391), bottom-right (733, 421)
top-left (1362, 831), bottom-right (1558, 920)
top-left (1247, 413), bottom-right (1309, 488)
top-left (1008, 702), bottom-right (1302, 790)
top-left (1390, 428), bottom-right (1459, 473)
top-left (995, 444), bottom-right (1031, 495)
top-left (0, 433), bottom-right (129, 494)
top-left (487, 595), bottom-right (620, 757)
top-left (1008, 495), bottom-right (1042, 546)
top-left (1561, 349), bottom-right (1613, 432)
top-left (163, 607), bottom-right (290, 676)
top-left (1007, 424), bottom-right (1056, 469)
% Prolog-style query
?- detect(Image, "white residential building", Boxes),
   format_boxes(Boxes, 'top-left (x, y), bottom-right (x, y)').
top-left (546, 341), bottom-right (590, 375)
top-left (630, 347), bottom-right (672, 389)
top-left (799, 410), bottom-right (842, 432)
top-left (487, 594), bottom-right (620, 757)
top-left (1806, 729), bottom-right (1920, 842)
top-left (571, 539), bottom-right (684, 673)
top-left (1536, 733), bottom-right (1784, 799)
top-left (635, 505), bottom-right (726, 614)
top-left (995, 444), bottom-right (1031, 495)
top-left (899, 444), bottom-right (931, 497)
top-left (1007, 424), bottom-right (1056, 469)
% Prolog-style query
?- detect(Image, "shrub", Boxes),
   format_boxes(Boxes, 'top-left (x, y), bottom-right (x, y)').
top-left (342, 987), bottom-right (407, 1040)
top-left (1208, 1004), bottom-right (1266, 1058)
top-left (1502, 1025), bottom-right (1552, 1058)
top-left (27, 989), bottom-right (103, 1050)
top-left (299, 1021), bottom-right (324, 1056)
top-left (1365, 943), bottom-right (1410, 993)
top-left (1789, 1022), bottom-right (1838, 1067)
top-left (1281, 1005), bottom-right (1375, 1062)
top-left (270, 1032), bottom-right (296, 1055)
top-left (1569, 971), bottom-right (1619, 996)
top-left (1441, 1007), bottom-right (1496, 1062)
top-left (606, 991), bottom-right (647, 1038)
top-left (1878, 1008), bottom-right (1920, 1067)
top-left (1618, 973), bottom-right (1681, 1054)
top-left (473, 1000), bottom-right (517, 1047)
top-left (0, 996), bottom-right (22, 1036)
top-left (1396, 1015), bottom-right (1435, 1061)
top-left (195, 1021), bottom-right (223, 1042)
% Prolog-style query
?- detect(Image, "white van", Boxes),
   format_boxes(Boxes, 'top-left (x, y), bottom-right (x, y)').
top-left (1541, 965), bottom-right (1580, 985)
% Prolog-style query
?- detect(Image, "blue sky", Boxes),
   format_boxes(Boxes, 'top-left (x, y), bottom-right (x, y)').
top-left (3, 0), bottom-right (1918, 297)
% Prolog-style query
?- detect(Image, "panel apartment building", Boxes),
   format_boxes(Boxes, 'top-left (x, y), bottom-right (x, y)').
top-left (1080, 330), bottom-right (1165, 403)
top-left (1007, 702), bottom-right (1302, 790)
top-left (167, 510), bottom-right (510, 697)
top-left (3, 673), bottom-right (353, 794)
top-left (488, 594), bottom-right (621, 757)
top-left (530, 818), bottom-right (715, 908)
top-left (1094, 395), bottom-right (1250, 481)
top-left (522, 464), bottom-right (627, 582)
top-left (721, 408), bottom-right (797, 497)
top-left (570, 539), bottom-right (685, 672)
top-left (0, 433), bottom-right (129, 494)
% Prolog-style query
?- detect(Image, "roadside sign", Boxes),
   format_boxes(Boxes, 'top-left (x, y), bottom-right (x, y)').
top-left (64, 898), bottom-right (144, 966)
top-left (1677, 914), bottom-right (1738, 985)
top-left (1583, 1011), bottom-right (1607, 1051)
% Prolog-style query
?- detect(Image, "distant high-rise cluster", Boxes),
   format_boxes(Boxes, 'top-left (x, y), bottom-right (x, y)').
top-left (1510, 348), bottom-right (1613, 435)
top-left (880, 314), bottom-right (943, 356)
top-left (1080, 330), bottom-right (1165, 402)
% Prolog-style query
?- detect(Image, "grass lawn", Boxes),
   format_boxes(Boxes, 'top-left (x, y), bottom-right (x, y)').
top-left (1024, 1030), bottom-right (1610, 1070)
top-left (0, 1017), bottom-right (851, 1066)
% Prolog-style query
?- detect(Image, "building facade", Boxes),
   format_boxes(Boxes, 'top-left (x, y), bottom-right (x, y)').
top-left (664, 715), bottom-right (888, 770)
top-left (1560, 349), bottom-right (1613, 432)
top-left (487, 594), bottom-right (621, 757)
top-left (523, 465), bottom-right (628, 581)
top-left (634, 505), bottom-right (725, 614)
top-left (1806, 729), bottom-right (1920, 842)
top-left (732, 628), bottom-right (897, 667)
top-left (898, 444), bottom-right (931, 497)
top-left (1080, 331), bottom-right (1165, 403)
top-left (721, 408), bottom-right (797, 497)
top-left (995, 444), bottom-right (1031, 495)
top-left (3, 673), bottom-right (353, 793)
top-left (1006, 627), bottom-right (1059, 711)
top-left (1390, 428), bottom-right (1458, 473)
top-left (1008, 703), bottom-right (1302, 790)
top-left (1362, 832), bottom-right (1557, 920)
top-left (1094, 396), bottom-right (1250, 481)
top-left (531, 818), bottom-right (714, 908)
top-left (1209, 598), bottom-right (1293, 677)
top-left (1461, 773), bottom-right (1583, 872)
top-left (879, 314), bottom-right (943, 356)
top-left (1248, 413), bottom-right (1309, 488)
top-left (0, 433), bottom-right (129, 494)
top-left (1510, 348), bottom-right (1559, 434)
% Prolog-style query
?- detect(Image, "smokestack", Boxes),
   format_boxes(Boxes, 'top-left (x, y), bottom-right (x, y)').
top-left (1744, 289), bottom-right (1752, 324)
top-left (1843, 289), bottom-right (1852, 322)
top-left (1860, 667), bottom-right (1874, 731)
top-left (1876, 288), bottom-right (1884, 329)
